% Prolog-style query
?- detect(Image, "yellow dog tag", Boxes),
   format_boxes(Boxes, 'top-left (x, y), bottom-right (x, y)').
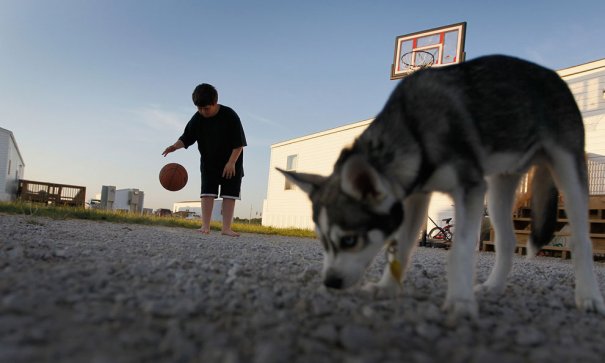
top-left (387, 240), bottom-right (403, 285)
top-left (390, 259), bottom-right (403, 282)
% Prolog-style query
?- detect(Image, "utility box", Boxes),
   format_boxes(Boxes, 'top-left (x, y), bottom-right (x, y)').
top-left (100, 185), bottom-right (116, 210)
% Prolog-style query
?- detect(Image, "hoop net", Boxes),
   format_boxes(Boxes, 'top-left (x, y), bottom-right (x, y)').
top-left (400, 50), bottom-right (435, 72)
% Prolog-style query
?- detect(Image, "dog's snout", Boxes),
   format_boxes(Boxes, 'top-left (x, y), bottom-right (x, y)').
top-left (324, 275), bottom-right (343, 289)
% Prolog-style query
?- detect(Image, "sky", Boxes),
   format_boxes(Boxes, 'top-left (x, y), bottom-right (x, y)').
top-left (1, 0), bottom-right (604, 219)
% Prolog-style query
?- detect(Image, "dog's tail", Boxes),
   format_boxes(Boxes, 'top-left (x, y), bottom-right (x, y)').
top-left (528, 165), bottom-right (559, 256)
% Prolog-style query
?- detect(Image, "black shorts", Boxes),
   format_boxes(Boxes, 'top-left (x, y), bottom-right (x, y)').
top-left (201, 174), bottom-right (242, 200)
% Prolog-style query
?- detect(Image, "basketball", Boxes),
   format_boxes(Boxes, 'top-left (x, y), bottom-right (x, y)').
top-left (159, 163), bottom-right (188, 191)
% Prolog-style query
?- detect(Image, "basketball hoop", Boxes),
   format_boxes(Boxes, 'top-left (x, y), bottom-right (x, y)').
top-left (400, 50), bottom-right (435, 72)
top-left (390, 22), bottom-right (466, 80)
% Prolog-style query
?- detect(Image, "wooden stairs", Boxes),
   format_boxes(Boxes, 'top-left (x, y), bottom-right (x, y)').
top-left (481, 195), bottom-right (605, 259)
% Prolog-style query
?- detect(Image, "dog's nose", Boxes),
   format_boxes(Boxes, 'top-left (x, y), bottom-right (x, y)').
top-left (324, 275), bottom-right (343, 289)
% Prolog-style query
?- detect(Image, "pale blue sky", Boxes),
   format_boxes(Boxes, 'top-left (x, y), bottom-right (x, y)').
top-left (1, 0), bottom-right (604, 218)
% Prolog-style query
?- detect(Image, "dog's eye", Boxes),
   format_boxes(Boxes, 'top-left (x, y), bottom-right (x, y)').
top-left (339, 236), bottom-right (358, 249)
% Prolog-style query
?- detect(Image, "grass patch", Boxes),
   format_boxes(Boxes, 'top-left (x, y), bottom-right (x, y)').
top-left (0, 201), bottom-right (316, 238)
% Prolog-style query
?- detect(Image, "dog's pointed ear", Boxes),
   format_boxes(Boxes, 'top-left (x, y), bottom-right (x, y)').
top-left (276, 167), bottom-right (326, 195)
top-left (340, 155), bottom-right (387, 202)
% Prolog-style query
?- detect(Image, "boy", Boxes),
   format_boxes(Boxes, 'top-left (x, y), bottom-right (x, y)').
top-left (163, 83), bottom-right (247, 236)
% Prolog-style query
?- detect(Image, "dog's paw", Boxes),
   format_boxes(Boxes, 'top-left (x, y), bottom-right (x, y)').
top-left (442, 298), bottom-right (478, 324)
top-left (576, 296), bottom-right (605, 315)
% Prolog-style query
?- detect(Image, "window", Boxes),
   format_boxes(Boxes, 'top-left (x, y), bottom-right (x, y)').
top-left (284, 154), bottom-right (298, 190)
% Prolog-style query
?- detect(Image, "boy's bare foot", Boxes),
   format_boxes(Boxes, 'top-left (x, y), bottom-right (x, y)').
top-left (197, 228), bottom-right (210, 234)
top-left (221, 230), bottom-right (240, 237)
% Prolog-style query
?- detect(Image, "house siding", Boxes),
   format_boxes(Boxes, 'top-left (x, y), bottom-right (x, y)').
top-left (561, 60), bottom-right (605, 155)
top-left (0, 131), bottom-right (8, 199)
top-left (263, 120), bottom-right (371, 229)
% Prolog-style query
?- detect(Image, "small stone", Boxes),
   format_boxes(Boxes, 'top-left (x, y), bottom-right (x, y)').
top-left (312, 324), bottom-right (338, 344)
top-left (299, 267), bottom-right (320, 283)
top-left (422, 302), bottom-right (442, 322)
top-left (2, 294), bottom-right (31, 313)
top-left (415, 322), bottom-right (441, 340)
top-left (339, 325), bottom-right (376, 351)
top-left (53, 248), bottom-right (68, 258)
top-left (6, 246), bottom-right (24, 259)
top-left (515, 327), bottom-right (545, 346)
top-left (361, 305), bottom-right (375, 318)
top-left (253, 340), bottom-right (291, 363)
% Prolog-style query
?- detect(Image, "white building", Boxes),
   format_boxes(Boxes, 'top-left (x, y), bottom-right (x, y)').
top-left (262, 57), bottom-right (605, 229)
top-left (559, 59), bottom-right (605, 155)
top-left (0, 127), bottom-right (25, 202)
top-left (173, 200), bottom-right (222, 221)
top-left (114, 188), bottom-right (144, 213)
top-left (98, 185), bottom-right (145, 213)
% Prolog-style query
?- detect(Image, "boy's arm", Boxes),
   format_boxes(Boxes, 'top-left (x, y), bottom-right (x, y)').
top-left (222, 147), bottom-right (244, 179)
top-left (163, 113), bottom-right (198, 156)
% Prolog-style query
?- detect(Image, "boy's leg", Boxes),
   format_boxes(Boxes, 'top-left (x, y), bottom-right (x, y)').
top-left (219, 176), bottom-right (242, 237)
top-left (221, 198), bottom-right (240, 237)
top-left (200, 171), bottom-right (219, 234)
top-left (200, 196), bottom-right (214, 233)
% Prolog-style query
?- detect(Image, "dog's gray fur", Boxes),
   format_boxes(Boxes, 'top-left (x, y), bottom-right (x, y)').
top-left (279, 55), bottom-right (605, 319)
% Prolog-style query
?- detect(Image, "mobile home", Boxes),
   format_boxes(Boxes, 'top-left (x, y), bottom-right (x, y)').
top-left (0, 127), bottom-right (25, 202)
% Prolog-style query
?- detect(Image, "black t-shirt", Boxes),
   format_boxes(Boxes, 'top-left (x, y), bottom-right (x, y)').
top-left (179, 105), bottom-right (247, 178)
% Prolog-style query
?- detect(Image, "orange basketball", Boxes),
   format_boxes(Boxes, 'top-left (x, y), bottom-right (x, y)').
top-left (159, 163), bottom-right (188, 191)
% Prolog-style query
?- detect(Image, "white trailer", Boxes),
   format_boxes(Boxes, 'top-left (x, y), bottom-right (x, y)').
top-left (0, 127), bottom-right (25, 202)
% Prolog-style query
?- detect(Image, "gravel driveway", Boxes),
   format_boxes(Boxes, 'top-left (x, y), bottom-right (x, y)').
top-left (1, 213), bottom-right (605, 363)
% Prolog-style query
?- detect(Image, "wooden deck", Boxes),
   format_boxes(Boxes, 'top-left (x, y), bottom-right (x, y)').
top-left (481, 195), bottom-right (605, 259)
top-left (17, 179), bottom-right (86, 207)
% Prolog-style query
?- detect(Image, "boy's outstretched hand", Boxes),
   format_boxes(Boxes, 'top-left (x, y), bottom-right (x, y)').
top-left (162, 141), bottom-right (184, 157)
top-left (162, 145), bottom-right (176, 157)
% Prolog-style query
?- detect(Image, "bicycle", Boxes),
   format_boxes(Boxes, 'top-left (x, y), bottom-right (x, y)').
top-left (427, 216), bottom-right (454, 243)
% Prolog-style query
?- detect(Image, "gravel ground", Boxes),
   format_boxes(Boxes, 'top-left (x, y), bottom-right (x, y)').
top-left (1, 213), bottom-right (605, 363)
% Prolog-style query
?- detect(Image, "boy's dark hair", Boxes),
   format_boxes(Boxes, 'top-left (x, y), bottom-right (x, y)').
top-left (192, 83), bottom-right (218, 107)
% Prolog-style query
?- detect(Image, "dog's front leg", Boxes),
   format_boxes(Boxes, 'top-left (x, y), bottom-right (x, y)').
top-left (443, 184), bottom-right (486, 321)
top-left (363, 193), bottom-right (431, 296)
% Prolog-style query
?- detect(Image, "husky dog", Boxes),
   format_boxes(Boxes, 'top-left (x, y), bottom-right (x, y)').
top-left (279, 55), bottom-right (605, 319)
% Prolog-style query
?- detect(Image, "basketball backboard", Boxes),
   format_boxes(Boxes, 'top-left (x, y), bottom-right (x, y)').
top-left (390, 22), bottom-right (467, 80)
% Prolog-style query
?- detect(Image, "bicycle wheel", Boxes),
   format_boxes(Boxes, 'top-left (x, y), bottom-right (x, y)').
top-left (428, 227), bottom-right (445, 240)
top-left (443, 229), bottom-right (453, 242)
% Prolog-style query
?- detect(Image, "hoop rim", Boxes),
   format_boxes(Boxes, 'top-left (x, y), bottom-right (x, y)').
top-left (400, 50), bottom-right (435, 69)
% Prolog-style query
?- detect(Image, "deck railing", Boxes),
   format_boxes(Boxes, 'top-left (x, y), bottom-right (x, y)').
top-left (17, 179), bottom-right (86, 207)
